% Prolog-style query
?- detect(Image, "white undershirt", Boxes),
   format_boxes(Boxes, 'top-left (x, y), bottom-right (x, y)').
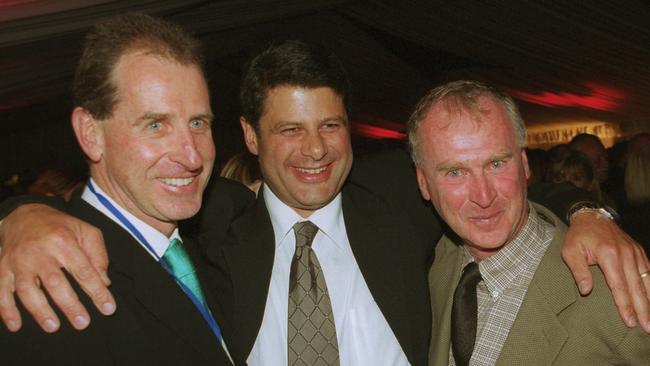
top-left (247, 184), bottom-right (409, 366)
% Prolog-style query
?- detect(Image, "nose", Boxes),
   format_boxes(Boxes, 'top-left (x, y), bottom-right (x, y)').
top-left (301, 130), bottom-right (327, 160)
top-left (468, 172), bottom-right (497, 208)
top-left (170, 127), bottom-right (204, 171)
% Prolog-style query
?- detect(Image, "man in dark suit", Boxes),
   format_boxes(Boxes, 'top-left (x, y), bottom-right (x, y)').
top-left (218, 40), bottom-right (434, 365)
top-left (0, 13), bottom-right (243, 365)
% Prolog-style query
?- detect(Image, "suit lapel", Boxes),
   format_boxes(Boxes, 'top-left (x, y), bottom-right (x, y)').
top-left (221, 192), bottom-right (275, 361)
top-left (68, 198), bottom-right (227, 364)
top-left (341, 184), bottom-right (415, 360)
top-left (496, 284), bottom-right (569, 365)
top-left (428, 236), bottom-right (463, 366)
top-left (496, 225), bottom-right (573, 366)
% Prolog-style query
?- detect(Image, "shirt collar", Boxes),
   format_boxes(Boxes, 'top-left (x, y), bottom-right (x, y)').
top-left (262, 183), bottom-right (345, 250)
top-left (463, 203), bottom-right (552, 295)
top-left (82, 178), bottom-right (179, 260)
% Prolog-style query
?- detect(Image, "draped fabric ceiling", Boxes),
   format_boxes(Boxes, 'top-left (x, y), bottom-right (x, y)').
top-left (1, 0), bottom-right (650, 178)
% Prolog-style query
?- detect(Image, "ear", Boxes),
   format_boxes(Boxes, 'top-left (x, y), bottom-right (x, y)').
top-left (415, 167), bottom-right (432, 201)
top-left (71, 107), bottom-right (103, 162)
top-left (240, 117), bottom-right (259, 156)
top-left (521, 148), bottom-right (531, 180)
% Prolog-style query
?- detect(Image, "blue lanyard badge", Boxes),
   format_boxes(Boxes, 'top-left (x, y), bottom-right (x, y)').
top-left (85, 181), bottom-right (224, 343)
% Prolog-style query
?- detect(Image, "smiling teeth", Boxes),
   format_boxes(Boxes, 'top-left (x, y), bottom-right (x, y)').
top-left (297, 167), bottom-right (326, 174)
top-left (159, 177), bottom-right (194, 187)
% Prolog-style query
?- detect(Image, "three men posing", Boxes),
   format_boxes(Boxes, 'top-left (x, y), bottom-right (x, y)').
top-left (1, 13), bottom-right (649, 366)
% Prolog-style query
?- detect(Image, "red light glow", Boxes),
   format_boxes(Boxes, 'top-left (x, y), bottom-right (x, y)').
top-left (351, 122), bottom-right (406, 140)
top-left (511, 82), bottom-right (625, 112)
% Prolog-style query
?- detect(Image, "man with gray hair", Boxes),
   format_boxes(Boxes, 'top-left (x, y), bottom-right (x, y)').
top-left (408, 80), bottom-right (649, 365)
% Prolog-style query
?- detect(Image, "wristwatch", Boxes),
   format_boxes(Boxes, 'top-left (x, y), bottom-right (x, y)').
top-left (566, 201), bottom-right (619, 223)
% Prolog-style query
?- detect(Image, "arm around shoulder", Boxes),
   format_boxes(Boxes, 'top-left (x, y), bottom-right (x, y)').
top-left (0, 198), bottom-right (114, 333)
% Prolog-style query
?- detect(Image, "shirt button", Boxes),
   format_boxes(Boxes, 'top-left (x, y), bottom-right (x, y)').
top-left (492, 290), bottom-right (500, 298)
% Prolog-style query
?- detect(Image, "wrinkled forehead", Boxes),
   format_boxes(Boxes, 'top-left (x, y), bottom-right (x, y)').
top-left (424, 94), bottom-right (503, 133)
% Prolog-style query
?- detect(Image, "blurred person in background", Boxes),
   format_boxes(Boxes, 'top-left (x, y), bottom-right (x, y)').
top-left (219, 151), bottom-right (262, 195)
top-left (629, 132), bottom-right (650, 154)
top-left (524, 148), bottom-right (549, 187)
top-left (27, 168), bottom-right (85, 202)
top-left (570, 133), bottom-right (609, 184)
top-left (549, 149), bottom-right (609, 204)
top-left (603, 139), bottom-right (630, 216)
top-left (621, 144), bottom-right (650, 254)
top-left (528, 144), bottom-right (600, 224)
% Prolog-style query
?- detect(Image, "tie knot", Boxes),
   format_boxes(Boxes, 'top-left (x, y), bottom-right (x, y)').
top-left (460, 261), bottom-right (482, 287)
top-left (169, 237), bottom-right (182, 250)
top-left (293, 221), bottom-right (319, 248)
top-left (163, 238), bottom-right (192, 277)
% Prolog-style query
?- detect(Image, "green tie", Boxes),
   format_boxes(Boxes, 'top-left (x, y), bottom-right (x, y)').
top-left (162, 238), bottom-right (206, 306)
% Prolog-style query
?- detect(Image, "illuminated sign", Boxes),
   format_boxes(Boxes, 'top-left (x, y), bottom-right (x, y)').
top-left (526, 121), bottom-right (620, 148)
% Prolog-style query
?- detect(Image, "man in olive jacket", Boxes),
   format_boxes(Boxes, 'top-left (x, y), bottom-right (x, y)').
top-left (409, 80), bottom-right (649, 365)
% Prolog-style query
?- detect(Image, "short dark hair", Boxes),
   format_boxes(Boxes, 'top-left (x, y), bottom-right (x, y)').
top-left (73, 12), bottom-right (204, 120)
top-left (239, 40), bottom-right (350, 129)
top-left (569, 133), bottom-right (603, 149)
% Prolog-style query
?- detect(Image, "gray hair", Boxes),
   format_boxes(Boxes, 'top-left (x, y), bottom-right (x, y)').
top-left (406, 80), bottom-right (526, 165)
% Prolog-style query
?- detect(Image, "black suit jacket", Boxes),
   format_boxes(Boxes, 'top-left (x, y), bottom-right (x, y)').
top-left (0, 195), bottom-right (233, 366)
top-left (202, 149), bottom-right (441, 366)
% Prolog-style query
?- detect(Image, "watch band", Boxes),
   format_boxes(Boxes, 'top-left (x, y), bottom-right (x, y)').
top-left (566, 201), bottom-right (618, 223)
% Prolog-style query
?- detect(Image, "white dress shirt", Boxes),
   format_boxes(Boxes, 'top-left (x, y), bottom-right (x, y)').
top-left (247, 184), bottom-right (409, 366)
top-left (81, 178), bottom-right (180, 258)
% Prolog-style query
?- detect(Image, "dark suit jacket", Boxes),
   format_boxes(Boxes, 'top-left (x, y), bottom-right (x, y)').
top-left (0, 194), bottom-right (233, 366)
top-left (527, 182), bottom-right (598, 224)
top-left (200, 149), bottom-right (441, 366)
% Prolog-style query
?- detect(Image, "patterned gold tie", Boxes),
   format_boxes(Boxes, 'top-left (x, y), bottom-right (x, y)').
top-left (288, 221), bottom-right (339, 366)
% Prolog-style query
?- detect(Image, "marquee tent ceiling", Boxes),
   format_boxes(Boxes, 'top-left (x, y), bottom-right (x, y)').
top-left (1, 0), bottom-right (649, 176)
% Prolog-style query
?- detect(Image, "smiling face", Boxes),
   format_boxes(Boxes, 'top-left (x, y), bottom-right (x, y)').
top-left (241, 86), bottom-right (352, 217)
top-left (83, 52), bottom-right (215, 235)
top-left (415, 95), bottom-right (530, 260)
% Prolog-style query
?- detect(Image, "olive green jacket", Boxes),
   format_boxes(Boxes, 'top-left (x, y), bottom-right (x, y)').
top-left (428, 203), bottom-right (649, 365)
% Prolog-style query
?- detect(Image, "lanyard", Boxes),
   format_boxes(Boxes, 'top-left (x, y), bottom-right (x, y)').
top-left (86, 181), bottom-right (224, 343)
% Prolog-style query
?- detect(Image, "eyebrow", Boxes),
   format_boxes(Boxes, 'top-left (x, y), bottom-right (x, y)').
top-left (490, 151), bottom-right (513, 162)
top-left (137, 112), bottom-right (169, 123)
top-left (434, 150), bottom-right (515, 172)
top-left (274, 115), bottom-right (348, 125)
top-left (436, 161), bottom-right (464, 173)
top-left (192, 113), bottom-right (215, 123)
top-left (136, 112), bottom-right (214, 123)
top-left (270, 115), bottom-right (349, 132)
top-left (322, 115), bottom-right (348, 124)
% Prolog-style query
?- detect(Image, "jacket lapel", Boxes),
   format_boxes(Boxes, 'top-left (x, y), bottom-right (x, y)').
top-left (68, 198), bottom-right (227, 364)
top-left (427, 236), bottom-right (463, 366)
top-left (496, 284), bottom-right (570, 365)
top-left (221, 192), bottom-right (276, 361)
top-left (341, 184), bottom-right (416, 361)
top-left (496, 223), bottom-right (573, 366)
